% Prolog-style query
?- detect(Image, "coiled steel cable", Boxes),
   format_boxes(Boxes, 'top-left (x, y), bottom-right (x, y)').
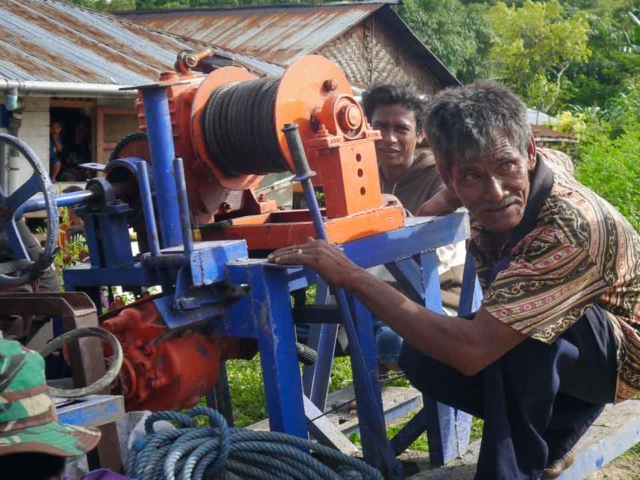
top-left (201, 78), bottom-right (291, 176)
top-left (126, 406), bottom-right (383, 480)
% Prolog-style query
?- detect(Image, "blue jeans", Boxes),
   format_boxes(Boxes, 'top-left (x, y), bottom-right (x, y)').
top-left (374, 318), bottom-right (403, 365)
top-left (399, 305), bottom-right (618, 479)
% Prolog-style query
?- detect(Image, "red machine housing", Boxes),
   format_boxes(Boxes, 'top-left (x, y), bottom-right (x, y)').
top-left (101, 297), bottom-right (224, 411)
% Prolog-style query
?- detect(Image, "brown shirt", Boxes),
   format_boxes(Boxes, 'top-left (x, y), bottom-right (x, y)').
top-left (380, 149), bottom-right (444, 215)
top-left (378, 149), bottom-right (463, 309)
top-left (470, 148), bottom-right (640, 402)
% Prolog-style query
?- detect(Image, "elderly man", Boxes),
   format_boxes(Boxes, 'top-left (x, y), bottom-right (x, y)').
top-left (270, 81), bottom-right (640, 479)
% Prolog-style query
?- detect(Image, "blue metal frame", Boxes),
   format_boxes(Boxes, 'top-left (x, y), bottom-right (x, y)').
top-left (141, 87), bottom-right (182, 249)
top-left (57, 395), bottom-right (125, 428)
top-left (10, 81), bottom-right (480, 475)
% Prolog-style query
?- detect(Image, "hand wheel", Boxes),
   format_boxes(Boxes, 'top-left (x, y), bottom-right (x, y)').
top-left (0, 134), bottom-right (58, 287)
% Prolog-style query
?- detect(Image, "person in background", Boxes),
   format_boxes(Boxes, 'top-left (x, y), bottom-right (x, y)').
top-left (362, 84), bottom-right (441, 214)
top-left (50, 120), bottom-right (64, 182)
top-left (61, 118), bottom-right (92, 182)
top-left (361, 84), bottom-right (466, 371)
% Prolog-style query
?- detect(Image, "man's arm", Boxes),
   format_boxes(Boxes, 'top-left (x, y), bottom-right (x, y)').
top-left (269, 239), bottom-right (526, 376)
top-left (418, 188), bottom-right (462, 217)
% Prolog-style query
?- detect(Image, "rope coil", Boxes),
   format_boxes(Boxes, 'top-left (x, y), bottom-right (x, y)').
top-left (202, 78), bottom-right (291, 177)
top-left (126, 406), bottom-right (383, 480)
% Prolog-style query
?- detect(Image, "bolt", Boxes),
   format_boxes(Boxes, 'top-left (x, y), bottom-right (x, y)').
top-left (323, 79), bottom-right (339, 92)
top-left (220, 202), bottom-right (231, 212)
top-left (185, 54), bottom-right (198, 68)
top-left (142, 345), bottom-right (152, 356)
top-left (258, 194), bottom-right (268, 202)
top-left (317, 123), bottom-right (329, 136)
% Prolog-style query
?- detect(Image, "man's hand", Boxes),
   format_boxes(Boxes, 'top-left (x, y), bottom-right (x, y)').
top-left (267, 238), bottom-right (364, 289)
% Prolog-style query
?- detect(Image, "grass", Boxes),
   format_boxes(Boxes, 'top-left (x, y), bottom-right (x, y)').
top-left (349, 414), bottom-right (484, 452)
top-left (224, 351), bottom-right (486, 453)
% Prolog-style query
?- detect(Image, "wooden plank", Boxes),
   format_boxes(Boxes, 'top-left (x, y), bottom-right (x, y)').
top-left (303, 395), bottom-right (359, 455)
top-left (249, 386), bottom-right (422, 436)
top-left (50, 99), bottom-right (97, 109)
top-left (96, 106), bottom-right (105, 166)
top-left (410, 401), bottom-right (640, 480)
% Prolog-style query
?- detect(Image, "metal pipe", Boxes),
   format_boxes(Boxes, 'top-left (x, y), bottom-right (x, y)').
top-left (283, 123), bottom-right (401, 477)
top-left (0, 80), bottom-right (136, 98)
top-left (173, 157), bottom-right (194, 256)
top-left (136, 161), bottom-right (160, 257)
top-left (143, 254), bottom-right (185, 269)
top-left (141, 87), bottom-right (182, 249)
top-left (0, 141), bottom-right (5, 194)
top-left (23, 189), bottom-right (96, 213)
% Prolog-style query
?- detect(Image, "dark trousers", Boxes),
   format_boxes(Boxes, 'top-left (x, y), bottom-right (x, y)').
top-left (398, 305), bottom-right (619, 480)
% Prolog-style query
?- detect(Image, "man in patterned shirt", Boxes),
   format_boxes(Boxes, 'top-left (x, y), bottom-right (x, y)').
top-left (269, 81), bottom-right (640, 479)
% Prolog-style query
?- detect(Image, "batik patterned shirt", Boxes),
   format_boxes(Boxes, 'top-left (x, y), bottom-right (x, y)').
top-left (470, 148), bottom-right (640, 402)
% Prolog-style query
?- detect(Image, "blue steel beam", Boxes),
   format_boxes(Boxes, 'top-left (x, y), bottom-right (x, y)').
top-left (23, 189), bottom-right (96, 213)
top-left (57, 395), bottom-right (125, 428)
top-left (141, 87), bottom-right (182, 249)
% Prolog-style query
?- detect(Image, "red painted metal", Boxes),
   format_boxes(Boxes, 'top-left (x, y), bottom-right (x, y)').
top-left (123, 50), bottom-right (403, 251)
top-left (101, 297), bottom-right (222, 412)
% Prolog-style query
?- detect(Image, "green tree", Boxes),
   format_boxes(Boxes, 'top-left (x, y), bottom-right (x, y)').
top-left (560, 0), bottom-right (640, 109)
top-left (488, 0), bottom-right (591, 112)
top-left (398, 0), bottom-right (494, 83)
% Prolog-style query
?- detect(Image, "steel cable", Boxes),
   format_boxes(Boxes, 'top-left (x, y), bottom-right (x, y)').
top-left (202, 78), bottom-right (290, 176)
top-left (126, 406), bottom-right (383, 480)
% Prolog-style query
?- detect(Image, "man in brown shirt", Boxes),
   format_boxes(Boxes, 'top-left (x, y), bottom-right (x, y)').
top-left (362, 84), bottom-right (443, 214)
top-left (270, 81), bottom-right (639, 479)
top-left (361, 85), bottom-right (465, 369)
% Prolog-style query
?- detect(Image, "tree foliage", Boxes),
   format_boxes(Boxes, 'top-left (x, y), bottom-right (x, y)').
top-left (397, 0), bottom-right (494, 83)
top-left (488, 0), bottom-right (591, 112)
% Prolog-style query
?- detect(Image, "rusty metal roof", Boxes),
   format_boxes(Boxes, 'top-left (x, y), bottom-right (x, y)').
top-left (531, 125), bottom-right (579, 143)
top-left (120, 2), bottom-right (395, 66)
top-left (0, 0), bottom-right (282, 86)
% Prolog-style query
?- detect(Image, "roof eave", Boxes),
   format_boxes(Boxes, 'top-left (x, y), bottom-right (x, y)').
top-left (0, 80), bottom-right (137, 98)
top-left (117, 0), bottom-right (403, 16)
top-left (375, 6), bottom-right (460, 89)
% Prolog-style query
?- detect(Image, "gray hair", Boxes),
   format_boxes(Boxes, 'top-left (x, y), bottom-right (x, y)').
top-left (424, 81), bottom-right (532, 181)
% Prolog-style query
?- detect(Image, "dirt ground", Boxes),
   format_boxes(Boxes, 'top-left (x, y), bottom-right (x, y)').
top-left (587, 455), bottom-right (640, 479)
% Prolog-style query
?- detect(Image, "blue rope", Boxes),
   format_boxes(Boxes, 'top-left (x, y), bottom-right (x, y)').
top-left (126, 407), bottom-right (383, 480)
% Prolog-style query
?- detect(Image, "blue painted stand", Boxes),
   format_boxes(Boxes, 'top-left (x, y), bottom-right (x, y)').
top-left (56, 395), bottom-right (125, 428)
top-left (54, 82), bottom-right (481, 473)
top-left (64, 211), bottom-right (477, 473)
top-left (301, 216), bottom-right (483, 467)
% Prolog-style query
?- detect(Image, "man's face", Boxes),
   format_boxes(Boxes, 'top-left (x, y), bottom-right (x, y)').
top-left (50, 123), bottom-right (62, 136)
top-left (371, 104), bottom-right (422, 170)
top-left (445, 136), bottom-right (536, 235)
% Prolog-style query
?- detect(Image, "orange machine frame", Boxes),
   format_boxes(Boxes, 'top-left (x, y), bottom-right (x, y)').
top-left (132, 53), bottom-right (404, 250)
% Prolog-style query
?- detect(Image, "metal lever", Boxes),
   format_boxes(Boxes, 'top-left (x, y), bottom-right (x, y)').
top-left (282, 123), bottom-right (402, 478)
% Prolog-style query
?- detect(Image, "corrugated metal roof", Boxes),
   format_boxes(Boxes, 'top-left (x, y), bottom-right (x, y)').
top-left (0, 0), bottom-right (283, 85)
top-left (528, 108), bottom-right (557, 126)
top-left (121, 3), bottom-right (388, 66)
top-left (532, 125), bottom-right (578, 143)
